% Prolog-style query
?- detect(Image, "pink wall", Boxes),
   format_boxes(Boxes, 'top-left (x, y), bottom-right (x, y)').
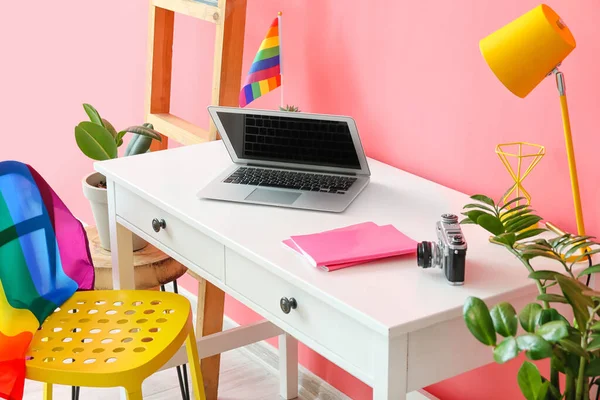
top-left (2, 1), bottom-right (600, 399)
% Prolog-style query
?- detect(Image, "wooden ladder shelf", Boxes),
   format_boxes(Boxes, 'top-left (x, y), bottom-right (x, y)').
top-left (146, 0), bottom-right (247, 150)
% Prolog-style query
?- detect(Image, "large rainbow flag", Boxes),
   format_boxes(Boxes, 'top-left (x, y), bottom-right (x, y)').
top-left (0, 161), bottom-right (94, 400)
top-left (239, 15), bottom-right (282, 107)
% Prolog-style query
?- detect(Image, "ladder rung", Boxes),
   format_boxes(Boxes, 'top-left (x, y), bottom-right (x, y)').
top-left (148, 113), bottom-right (211, 145)
top-left (152, 0), bottom-right (221, 24)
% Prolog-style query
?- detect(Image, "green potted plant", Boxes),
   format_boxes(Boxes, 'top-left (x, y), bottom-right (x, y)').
top-left (280, 105), bottom-right (300, 112)
top-left (76, 103), bottom-right (162, 251)
top-left (461, 193), bottom-right (600, 400)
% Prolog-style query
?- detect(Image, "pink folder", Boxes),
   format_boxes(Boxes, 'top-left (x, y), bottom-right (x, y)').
top-left (283, 222), bottom-right (376, 271)
top-left (284, 222), bottom-right (417, 270)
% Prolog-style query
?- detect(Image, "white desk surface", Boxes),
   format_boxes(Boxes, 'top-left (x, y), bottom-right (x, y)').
top-left (97, 141), bottom-right (551, 337)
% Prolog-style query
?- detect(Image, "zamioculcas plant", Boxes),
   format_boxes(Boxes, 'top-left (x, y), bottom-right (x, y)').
top-left (75, 103), bottom-right (162, 162)
top-left (461, 193), bottom-right (600, 400)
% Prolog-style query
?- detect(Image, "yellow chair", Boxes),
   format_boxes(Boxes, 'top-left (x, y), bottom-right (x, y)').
top-left (25, 290), bottom-right (206, 400)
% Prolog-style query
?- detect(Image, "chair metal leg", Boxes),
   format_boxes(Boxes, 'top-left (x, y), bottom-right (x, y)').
top-left (43, 383), bottom-right (53, 400)
top-left (176, 364), bottom-right (190, 400)
top-left (71, 386), bottom-right (80, 400)
top-left (185, 322), bottom-right (206, 400)
top-left (182, 363), bottom-right (190, 400)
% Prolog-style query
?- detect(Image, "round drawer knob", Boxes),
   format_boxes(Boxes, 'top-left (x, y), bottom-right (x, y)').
top-left (280, 297), bottom-right (297, 314)
top-left (152, 218), bottom-right (166, 233)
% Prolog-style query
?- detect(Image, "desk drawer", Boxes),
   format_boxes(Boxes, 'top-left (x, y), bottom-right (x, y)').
top-left (116, 187), bottom-right (225, 281)
top-left (226, 248), bottom-right (376, 375)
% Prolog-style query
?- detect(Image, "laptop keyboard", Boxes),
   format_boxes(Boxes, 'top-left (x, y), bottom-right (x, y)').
top-left (223, 167), bottom-right (357, 194)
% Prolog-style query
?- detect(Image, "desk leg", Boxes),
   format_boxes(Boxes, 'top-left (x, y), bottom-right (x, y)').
top-left (107, 181), bottom-right (135, 400)
top-left (107, 180), bottom-right (134, 290)
top-left (278, 333), bottom-right (299, 399)
top-left (195, 277), bottom-right (225, 400)
top-left (373, 334), bottom-right (408, 400)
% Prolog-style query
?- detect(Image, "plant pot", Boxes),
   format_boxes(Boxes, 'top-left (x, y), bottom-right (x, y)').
top-left (82, 172), bottom-right (147, 251)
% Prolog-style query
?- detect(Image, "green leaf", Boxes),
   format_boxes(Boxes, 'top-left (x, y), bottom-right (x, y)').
top-left (83, 103), bottom-right (103, 126)
top-left (515, 229), bottom-right (547, 242)
top-left (582, 290), bottom-right (600, 298)
top-left (539, 308), bottom-right (569, 325)
top-left (528, 270), bottom-right (558, 280)
top-left (494, 233), bottom-right (516, 247)
top-left (101, 118), bottom-right (118, 139)
top-left (462, 210), bottom-right (487, 224)
top-left (549, 234), bottom-right (571, 248)
top-left (505, 215), bottom-right (543, 233)
top-left (115, 130), bottom-right (127, 147)
top-left (460, 218), bottom-right (475, 225)
top-left (121, 125), bottom-right (162, 141)
top-left (501, 208), bottom-right (534, 224)
top-left (125, 135), bottom-right (153, 156)
top-left (557, 235), bottom-right (595, 254)
top-left (585, 358), bottom-right (600, 376)
top-left (463, 297), bottom-right (497, 346)
top-left (519, 242), bottom-right (553, 251)
top-left (493, 337), bottom-right (519, 364)
top-left (587, 336), bottom-right (600, 352)
top-left (565, 241), bottom-right (594, 259)
top-left (520, 249), bottom-right (563, 262)
top-left (502, 204), bottom-right (531, 218)
top-left (557, 275), bottom-right (593, 333)
top-left (535, 381), bottom-right (549, 400)
top-left (477, 214), bottom-right (505, 236)
top-left (559, 339), bottom-right (589, 360)
top-left (537, 294), bottom-right (569, 304)
top-left (546, 379), bottom-right (561, 400)
top-left (500, 196), bottom-right (528, 212)
top-left (490, 302), bottom-right (518, 337)
top-left (470, 194), bottom-right (496, 208)
top-left (518, 361), bottom-right (542, 400)
top-left (536, 321), bottom-right (569, 342)
top-left (520, 303), bottom-right (543, 333)
top-left (571, 249), bottom-right (600, 266)
top-left (517, 334), bottom-right (553, 360)
top-left (74, 121), bottom-right (117, 161)
top-left (463, 203), bottom-right (497, 215)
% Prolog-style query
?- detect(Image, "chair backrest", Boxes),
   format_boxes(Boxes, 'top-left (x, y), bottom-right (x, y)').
top-left (0, 161), bottom-right (94, 322)
top-left (0, 161), bottom-right (94, 399)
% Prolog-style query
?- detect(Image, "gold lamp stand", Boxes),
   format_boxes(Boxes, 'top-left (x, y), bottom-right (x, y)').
top-left (552, 69), bottom-right (586, 236)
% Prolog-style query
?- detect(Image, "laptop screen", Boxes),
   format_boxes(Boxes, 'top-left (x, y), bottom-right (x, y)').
top-left (216, 111), bottom-right (361, 169)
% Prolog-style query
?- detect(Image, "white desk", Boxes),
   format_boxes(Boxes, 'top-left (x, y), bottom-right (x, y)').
top-left (96, 141), bottom-right (548, 399)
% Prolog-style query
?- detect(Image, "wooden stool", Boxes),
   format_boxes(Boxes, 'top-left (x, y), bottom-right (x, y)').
top-left (85, 226), bottom-right (187, 290)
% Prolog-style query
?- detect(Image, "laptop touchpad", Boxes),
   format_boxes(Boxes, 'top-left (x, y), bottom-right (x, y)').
top-left (245, 188), bottom-right (301, 205)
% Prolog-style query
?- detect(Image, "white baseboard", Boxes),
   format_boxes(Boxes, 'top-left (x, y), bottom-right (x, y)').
top-left (176, 284), bottom-right (438, 400)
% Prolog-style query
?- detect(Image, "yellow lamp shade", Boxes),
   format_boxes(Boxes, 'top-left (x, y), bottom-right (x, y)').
top-left (480, 4), bottom-right (576, 98)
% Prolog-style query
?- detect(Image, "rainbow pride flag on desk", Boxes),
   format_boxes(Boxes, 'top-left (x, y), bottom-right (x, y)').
top-left (239, 13), bottom-right (283, 108)
top-left (0, 161), bottom-right (94, 400)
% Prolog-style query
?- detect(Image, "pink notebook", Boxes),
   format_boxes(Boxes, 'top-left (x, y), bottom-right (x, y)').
top-left (283, 223), bottom-right (376, 271)
top-left (287, 222), bottom-right (417, 269)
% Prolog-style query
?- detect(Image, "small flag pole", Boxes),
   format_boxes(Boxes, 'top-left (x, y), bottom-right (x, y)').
top-left (278, 11), bottom-right (284, 110)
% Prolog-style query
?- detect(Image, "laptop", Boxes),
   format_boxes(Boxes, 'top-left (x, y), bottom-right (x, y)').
top-left (197, 106), bottom-right (371, 212)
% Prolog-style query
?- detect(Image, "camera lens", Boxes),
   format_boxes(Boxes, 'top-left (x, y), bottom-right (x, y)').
top-left (417, 241), bottom-right (433, 268)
